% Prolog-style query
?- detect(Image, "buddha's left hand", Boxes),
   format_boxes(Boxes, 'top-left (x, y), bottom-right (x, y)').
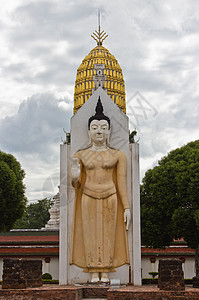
top-left (124, 208), bottom-right (131, 230)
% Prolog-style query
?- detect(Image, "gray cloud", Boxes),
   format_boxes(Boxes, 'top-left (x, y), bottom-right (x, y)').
top-left (1, 1), bottom-right (98, 88)
top-left (0, 93), bottom-right (72, 161)
top-left (0, 92), bottom-right (73, 200)
top-left (0, 0), bottom-right (199, 199)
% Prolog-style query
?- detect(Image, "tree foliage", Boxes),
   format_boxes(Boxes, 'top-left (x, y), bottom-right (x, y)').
top-left (141, 140), bottom-right (199, 249)
top-left (14, 198), bottom-right (54, 229)
top-left (0, 150), bottom-right (27, 232)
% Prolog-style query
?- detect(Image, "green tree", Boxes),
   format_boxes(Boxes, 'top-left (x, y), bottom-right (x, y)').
top-left (0, 150), bottom-right (27, 232)
top-left (14, 198), bottom-right (54, 229)
top-left (141, 140), bottom-right (199, 277)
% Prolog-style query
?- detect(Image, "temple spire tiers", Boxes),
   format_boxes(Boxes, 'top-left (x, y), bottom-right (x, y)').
top-left (74, 18), bottom-right (126, 114)
top-left (74, 45), bottom-right (126, 114)
top-left (44, 192), bottom-right (60, 229)
top-left (74, 43), bottom-right (126, 113)
top-left (93, 63), bottom-right (106, 91)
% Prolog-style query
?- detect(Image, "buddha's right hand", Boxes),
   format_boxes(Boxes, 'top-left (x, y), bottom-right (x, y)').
top-left (71, 158), bottom-right (81, 180)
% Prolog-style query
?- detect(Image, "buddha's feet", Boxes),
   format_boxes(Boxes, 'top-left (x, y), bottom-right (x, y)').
top-left (101, 272), bottom-right (109, 283)
top-left (91, 272), bottom-right (99, 283)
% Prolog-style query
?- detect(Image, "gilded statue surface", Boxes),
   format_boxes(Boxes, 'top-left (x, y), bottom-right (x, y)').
top-left (70, 98), bottom-right (131, 283)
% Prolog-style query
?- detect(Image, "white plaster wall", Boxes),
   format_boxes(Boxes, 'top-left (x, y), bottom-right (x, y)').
top-left (59, 143), bottom-right (68, 285)
top-left (42, 257), bottom-right (59, 280)
top-left (184, 257), bottom-right (195, 278)
top-left (141, 257), bottom-right (158, 278)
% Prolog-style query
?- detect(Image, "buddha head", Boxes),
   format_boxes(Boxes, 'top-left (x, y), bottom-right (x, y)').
top-left (88, 97), bottom-right (110, 146)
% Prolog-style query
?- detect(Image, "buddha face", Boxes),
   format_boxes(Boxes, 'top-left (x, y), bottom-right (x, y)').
top-left (89, 119), bottom-right (110, 145)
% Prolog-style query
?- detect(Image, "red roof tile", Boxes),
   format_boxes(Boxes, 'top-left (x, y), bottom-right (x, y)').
top-left (0, 236), bottom-right (58, 242)
top-left (141, 247), bottom-right (194, 254)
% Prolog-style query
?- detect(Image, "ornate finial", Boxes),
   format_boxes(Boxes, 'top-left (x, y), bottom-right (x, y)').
top-left (91, 10), bottom-right (108, 49)
top-left (95, 97), bottom-right (104, 115)
top-left (88, 97), bottom-right (110, 128)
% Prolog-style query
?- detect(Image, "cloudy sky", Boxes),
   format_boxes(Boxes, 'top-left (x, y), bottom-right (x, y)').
top-left (0, 0), bottom-right (198, 202)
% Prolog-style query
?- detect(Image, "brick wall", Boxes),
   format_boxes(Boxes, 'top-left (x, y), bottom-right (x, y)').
top-left (158, 259), bottom-right (185, 291)
top-left (2, 258), bottom-right (42, 289)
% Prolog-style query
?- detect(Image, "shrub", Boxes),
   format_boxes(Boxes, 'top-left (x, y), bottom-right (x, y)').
top-left (42, 273), bottom-right (52, 280)
top-left (148, 272), bottom-right (158, 279)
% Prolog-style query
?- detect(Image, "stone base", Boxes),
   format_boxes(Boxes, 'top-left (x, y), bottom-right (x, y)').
top-left (158, 259), bottom-right (185, 291)
top-left (108, 286), bottom-right (199, 300)
top-left (0, 285), bottom-right (199, 300)
top-left (193, 276), bottom-right (199, 288)
top-left (82, 286), bottom-right (109, 298)
top-left (0, 286), bottom-right (82, 300)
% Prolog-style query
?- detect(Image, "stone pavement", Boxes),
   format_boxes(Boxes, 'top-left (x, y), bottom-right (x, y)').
top-left (0, 284), bottom-right (199, 299)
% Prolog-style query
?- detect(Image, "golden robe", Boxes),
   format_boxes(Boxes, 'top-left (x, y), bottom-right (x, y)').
top-left (70, 148), bottom-right (130, 272)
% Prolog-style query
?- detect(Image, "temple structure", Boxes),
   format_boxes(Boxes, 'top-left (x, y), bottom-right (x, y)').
top-left (59, 23), bottom-right (141, 285)
top-left (44, 192), bottom-right (60, 230)
top-left (0, 24), bottom-right (197, 286)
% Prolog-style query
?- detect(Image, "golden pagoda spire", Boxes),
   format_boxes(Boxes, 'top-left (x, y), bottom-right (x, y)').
top-left (91, 10), bottom-right (108, 50)
top-left (74, 13), bottom-right (126, 114)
